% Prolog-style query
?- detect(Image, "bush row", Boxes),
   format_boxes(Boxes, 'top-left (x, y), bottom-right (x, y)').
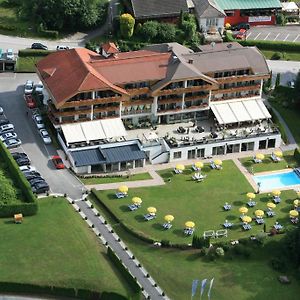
top-left (37, 23), bottom-right (59, 39)
top-left (107, 247), bottom-right (141, 297)
top-left (18, 49), bottom-right (54, 57)
top-left (294, 148), bottom-right (300, 163)
top-left (0, 140), bottom-right (38, 217)
top-left (0, 24), bottom-right (17, 31)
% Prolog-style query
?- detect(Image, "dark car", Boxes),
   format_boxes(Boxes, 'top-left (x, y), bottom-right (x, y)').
top-left (31, 43), bottom-right (48, 50)
top-left (12, 152), bottom-right (28, 160)
top-left (0, 118), bottom-right (9, 126)
top-left (32, 181), bottom-right (49, 194)
top-left (232, 23), bottom-right (250, 31)
top-left (23, 171), bottom-right (41, 180)
top-left (29, 177), bottom-right (45, 186)
top-left (15, 157), bottom-right (30, 166)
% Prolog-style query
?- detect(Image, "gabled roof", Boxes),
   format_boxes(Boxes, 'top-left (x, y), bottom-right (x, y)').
top-left (215, 0), bottom-right (282, 10)
top-left (130, 0), bottom-right (188, 19)
top-left (194, 0), bottom-right (226, 18)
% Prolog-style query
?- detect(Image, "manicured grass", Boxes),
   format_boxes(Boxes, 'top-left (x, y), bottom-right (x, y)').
top-left (16, 56), bottom-right (45, 73)
top-left (81, 172), bottom-right (152, 185)
top-left (94, 160), bottom-right (298, 243)
top-left (261, 50), bottom-right (300, 61)
top-left (91, 194), bottom-right (300, 300)
top-left (0, 197), bottom-right (131, 296)
top-left (240, 151), bottom-right (298, 173)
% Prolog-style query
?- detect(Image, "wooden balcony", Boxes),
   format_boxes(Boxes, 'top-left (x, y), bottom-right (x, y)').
top-left (183, 103), bottom-right (209, 111)
top-left (211, 84), bottom-right (261, 95)
top-left (216, 74), bottom-right (269, 84)
top-left (184, 94), bottom-right (208, 102)
top-left (122, 109), bottom-right (152, 116)
top-left (62, 96), bottom-right (123, 108)
top-left (157, 98), bottom-right (182, 105)
top-left (125, 87), bottom-right (150, 96)
top-left (155, 84), bottom-right (213, 96)
top-left (211, 93), bottom-right (260, 102)
top-left (122, 99), bottom-right (153, 107)
top-left (157, 107), bottom-right (182, 114)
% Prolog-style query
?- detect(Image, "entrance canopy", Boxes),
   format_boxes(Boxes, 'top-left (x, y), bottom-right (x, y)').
top-left (61, 118), bottom-right (127, 145)
top-left (211, 99), bottom-right (271, 125)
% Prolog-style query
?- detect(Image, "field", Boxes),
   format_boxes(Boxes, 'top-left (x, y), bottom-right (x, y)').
top-left (94, 160), bottom-right (298, 243)
top-left (0, 197), bottom-right (131, 296)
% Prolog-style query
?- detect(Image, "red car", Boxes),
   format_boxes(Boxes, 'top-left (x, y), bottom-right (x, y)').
top-left (235, 29), bottom-right (247, 40)
top-left (52, 155), bottom-right (65, 169)
top-left (24, 94), bottom-right (36, 109)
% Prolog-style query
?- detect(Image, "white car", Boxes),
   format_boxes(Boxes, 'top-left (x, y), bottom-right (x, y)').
top-left (35, 81), bottom-right (44, 93)
top-left (0, 106), bottom-right (3, 115)
top-left (56, 45), bottom-right (69, 51)
top-left (20, 165), bottom-right (36, 172)
top-left (4, 138), bottom-right (21, 148)
top-left (6, 49), bottom-right (14, 60)
top-left (39, 128), bottom-right (52, 144)
top-left (24, 80), bottom-right (34, 94)
top-left (0, 123), bottom-right (14, 134)
top-left (33, 114), bottom-right (45, 129)
top-left (0, 132), bottom-right (17, 142)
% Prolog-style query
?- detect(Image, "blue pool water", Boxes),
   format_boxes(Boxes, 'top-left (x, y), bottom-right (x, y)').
top-left (253, 171), bottom-right (300, 191)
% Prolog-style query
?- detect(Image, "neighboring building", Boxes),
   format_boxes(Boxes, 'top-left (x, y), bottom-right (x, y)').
top-left (281, 1), bottom-right (299, 21)
top-left (128, 0), bottom-right (189, 22)
top-left (193, 0), bottom-right (226, 33)
top-left (36, 42), bottom-right (280, 173)
top-left (216, 0), bottom-right (282, 26)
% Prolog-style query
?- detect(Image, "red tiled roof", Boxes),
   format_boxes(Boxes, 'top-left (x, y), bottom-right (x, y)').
top-left (36, 48), bottom-right (171, 106)
top-left (102, 42), bottom-right (119, 54)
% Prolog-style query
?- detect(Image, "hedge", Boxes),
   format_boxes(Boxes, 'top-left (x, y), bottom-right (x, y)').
top-left (268, 107), bottom-right (288, 144)
top-left (294, 149), bottom-right (300, 163)
top-left (107, 246), bottom-right (141, 298)
top-left (18, 49), bottom-right (54, 57)
top-left (0, 140), bottom-right (38, 217)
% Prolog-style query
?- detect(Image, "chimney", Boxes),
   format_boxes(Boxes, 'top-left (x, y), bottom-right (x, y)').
top-left (188, 59), bottom-right (193, 64)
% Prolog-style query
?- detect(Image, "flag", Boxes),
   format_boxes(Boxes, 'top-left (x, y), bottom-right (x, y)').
top-left (191, 279), bottom-right (199, 297)
top-left (200, 278), bottom-right (207, 296)
top-left (207, 278), bottom-right (215, 300)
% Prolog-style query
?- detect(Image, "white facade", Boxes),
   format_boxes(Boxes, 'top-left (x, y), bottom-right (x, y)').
top-left (198, 17), bottom-right (225, 33)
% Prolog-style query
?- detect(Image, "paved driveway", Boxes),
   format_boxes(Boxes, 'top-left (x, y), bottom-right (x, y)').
top-left (0, 73), bottom-right (83, 199)
top-left (247, 25), bottom-right (300, 42)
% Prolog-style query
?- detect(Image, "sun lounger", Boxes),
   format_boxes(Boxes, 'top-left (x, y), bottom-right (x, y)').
top-left (192, 165), bottom-right (200, 171)
top-left (273, 223), bottom-right (283, 230)
top-left (242, 223), bottom-right (252, 230)
top-left (128, 204), bottom-right (138, 211)
top-left (253, 157), bottom-right (262, 164)
top-left (291, 217), bottom-right (299, 224)
top-left (210, 161), bottom-right (217, 169)
top-left (174, 168), bottom-right (183, 174)
top-left (144, 213), bottom-right (156, 221)
top-left (273, 196), bottom-right (281, 204)
top-left (247, 201), bottom-right (256, 207)
top-left (184, 228), bottom-right (194, 235)
top-left (116, 192), bottom-right (127, 199)
top-left (192, 173), bottom-right (207, 181)
top-left (223, 204), bottom-right (232, 211)
top-left (223, 222), bottom-right (233, 228)
top-left (266, 210), bottom-right (276, 217)
top-left (256, 218), bottom-right (264, 225)
top-left (163, 222), bottom-right (172, 229)
top-left (271, 153), bottom-right (281, 162)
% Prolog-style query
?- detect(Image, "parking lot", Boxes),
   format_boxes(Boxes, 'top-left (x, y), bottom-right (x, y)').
top-left (246, 25), bottom-right (300, 42)
top-left (0, 73), bottom-right (83, 199)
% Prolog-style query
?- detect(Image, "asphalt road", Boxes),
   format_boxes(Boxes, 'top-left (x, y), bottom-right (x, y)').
top-left (0, 73), bottom-right (83, 199)
top-left (247, 25), bottom-right (300, 42)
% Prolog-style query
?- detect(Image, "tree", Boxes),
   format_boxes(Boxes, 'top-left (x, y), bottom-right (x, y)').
top-left (139, 21), bottom-right (158, 41)
top-left (275, 73), bottom-right (281, 88)
top-left (119, 13), bottom-right (135, 38)
top-left (181, 20), bottom-right (197, 41)
top-left (294, 71), bottom-right (300, 104)
top-left (157, 23), bottom-right (176, 42)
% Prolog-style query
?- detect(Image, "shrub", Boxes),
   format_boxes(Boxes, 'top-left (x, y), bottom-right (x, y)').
top-left (156, 23), bottom-right (176, 42)
top-left (276, 14), bottom-right (286, 26)
top-left (233, 245), bottom-right (251, 258)
top-left (192, 235), bottom-right (210, 249)
top-left (119, 13), bottom-right (135, 38)
top-left (0, 24), bottom-right (17, 31)
top-left (215, 247), bottom-right (225, 257)
top-left (271, 52), bottom-right (282, 60)
top-left (37, 23), bottom-right (59, 39)
top-left (256, 232), bottom-right (267, 245)
top-left (18, 49), bottom-right (54, 57)
top-left (275, 73), bottom-right (281, 88)
top-left (139, 21), bottom-right (158, 41)
top-left (294, 149), bottom-right (300, 163)
top-left (271, 258), bottom-right (287, 272)
top-left (161, 239), bottom-right (170, 247)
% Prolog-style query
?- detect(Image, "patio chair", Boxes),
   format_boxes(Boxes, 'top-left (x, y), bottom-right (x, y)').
top-left (223, 204), bottom-right (232, 211)
top-left (266, 210), bottom-right (276, 217)
top-left (271, 153), bottom-right (281, 162)
top-left (291, 217), bottom-right (299, 224)
top-left (247, 201), bottom-right (256, 207)
top-left (116, 192), bottom-right (127, 199)
top-left (203, 230), bottom-right (215, 239)
top-left (253, 157), bottom-right (262, 164)
top-left (216, 229), bottom-right (228, 238)
top-left (273, 196), bottom-right (281, 204)
top-left (256, 218), bottom-right (264, 225)
top-left (128, 204), bottom-right (138, 211)
top-left (210, 161), bottom-right (217, 169)
top-left (163, 222), bottom-right (172, 229)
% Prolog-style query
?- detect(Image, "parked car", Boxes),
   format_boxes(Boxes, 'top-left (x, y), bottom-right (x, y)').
top-left (32, 181), bottom-right (49, 194)
top-left (56, 45), bottom-right (69, 51)
top-left (15, 157), bottom-right (30, 166)
top-left (20, 165), bottom-right (36, 172)
top-left (0, 117), bottom-right (10, 126)
top-left (0, 132), bottom-right (17, 142)
top-left (24, 173), bottom-right (42, 181)
top-left (52, 155), bottom-right (65, 169)
top-left (31, 43), bottom-right (48, 50)
top-left (12, 152), bottom-right (28, 160)
top-left (24, 94), bottom-right (36, 109)
top-left (24, 80), bottom-right (34, 94)
top-left (0, 123), bottom-right (14, 134)
top-left (235, 29), bottom-right (247, 40)
top-left (32, 114), bottom-right (45, 129)
top-left (23, 170), bottom-right (40, 177)
top-left (232, 23), bottom-right (250, 31)
top-left (29, 177), bottom-right (45, 186)
top-left (39, 128), bottom-right (51, 144)
top-left (6, 49), bottom-right (14, 60)
top-left (0, 106), bottom-right (3, 115)
top-left (4, 138), bottom-right (21, 148)
top-left (288, 81), bottom-right (295, 88)
top-left (35, 81), bottom-right (44, 93)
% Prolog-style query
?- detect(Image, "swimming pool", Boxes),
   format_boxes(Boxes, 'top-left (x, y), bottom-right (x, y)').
top-left (253, 171), bottom-right (300, 191)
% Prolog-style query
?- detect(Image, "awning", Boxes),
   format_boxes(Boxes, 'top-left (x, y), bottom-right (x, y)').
top-left (61, 118), bottom-right (127, 145)
top-left (211, 99), bottom-right (271, 125)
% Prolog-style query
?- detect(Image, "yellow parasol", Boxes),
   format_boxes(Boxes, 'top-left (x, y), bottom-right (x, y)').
top-left (289, 210), bottom-right (299, 218)
top-left (132, 197), bottom-right (142, 205)
top-left (239, 207), bottom-right (248, 214)
top-left (194, 161), bottom-right (204, 169)
top-left (185, 221), bottom-right (195, 228)
top-left (255, 210), bottom-right (264, 217)
top-left (175, 164), bottom-right (185, 171)
top-left (164, 215), bottom-right (174, 222)
top-left (247, 192), bottom-right (256, 199)
top-left (267, 202), bottom-right (276, 209)
top-left (214, 159), bottom-right (222, 166)
top-left (274, 150), bottom-right (283, 158)
top-left (294, 199), bottom-right (299, 207)
top-left (118, 185), bottom-right (128, 193)
top-left (272, 190), bottom-right (281, 197)
top-left (147, 207), bottom-right (157, 214)
top-left (242, 216), bottom-right (252, 223)
top-left (255, 153), bottom-right (265, 160)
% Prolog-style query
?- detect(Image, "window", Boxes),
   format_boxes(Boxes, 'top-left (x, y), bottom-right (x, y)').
top-left (206, 18), bottom-right (218, 26)
top-left (268, 139), bottom-right (276, 148)
top-left (173, 151), bottom-right (182, 159)
top-left (226, 10), bottom-right (235, 16)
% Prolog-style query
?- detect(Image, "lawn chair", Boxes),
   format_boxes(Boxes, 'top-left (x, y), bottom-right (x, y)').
top-left (273, 196), bottom-right (281, 204)
top-left (116, 192), bottom-right (127, 199)
top-left (253, 157), bottom-right (262, 164)
top-left (271, 153), bottom-right (281, 162)
top-left (128, 204), bottom-right (138, 211)
top-left (210, 161), bottom-right (217, 169)
top-left (216, 229), bottom-right (228, 238)
top-left (203, 230), bottom-right (215, 239)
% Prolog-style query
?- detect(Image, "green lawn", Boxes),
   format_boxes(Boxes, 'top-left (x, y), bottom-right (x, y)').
top-left (0, 197), bottom-right (131, 296)
top-left (240, 151), bottom-right (298, 173)
top-left (82, 172), bottom-right (152, 185)
top-left (261, 50), bottom-right (300, 61)
top-left (91, 194), bottom-right (300, 300)
top-left (94, 160), bottom-right (298, 243)
top-left (16, 56), bottom-right (45, 73)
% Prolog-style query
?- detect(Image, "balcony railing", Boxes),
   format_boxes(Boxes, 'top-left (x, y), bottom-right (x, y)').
top-left (184, 94), bottom-right (208, 102)
top-left (122, 99), bottom-right (153, 106)
top-left (183, 103), bottom-right (209, 111)
top-left (121, 109), bottom-right (152, 116)
top-left (212, 84), bottom-right (261, 95)
top-left (158, 98), bottom-right (183, 105)
top-left (63, 96), bottom-right (122, 108)
top-left (211, 92), bottom-right (260, 102)
top-left (155, 84), bottom-right (213, 96)
top-left (216, 74), bottom-right (269, 83)
top-left (125, 87), bottom-right (150, 96)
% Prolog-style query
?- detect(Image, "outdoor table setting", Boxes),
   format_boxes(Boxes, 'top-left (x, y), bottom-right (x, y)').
top-left (223, 202), bottom-right (231, 211)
